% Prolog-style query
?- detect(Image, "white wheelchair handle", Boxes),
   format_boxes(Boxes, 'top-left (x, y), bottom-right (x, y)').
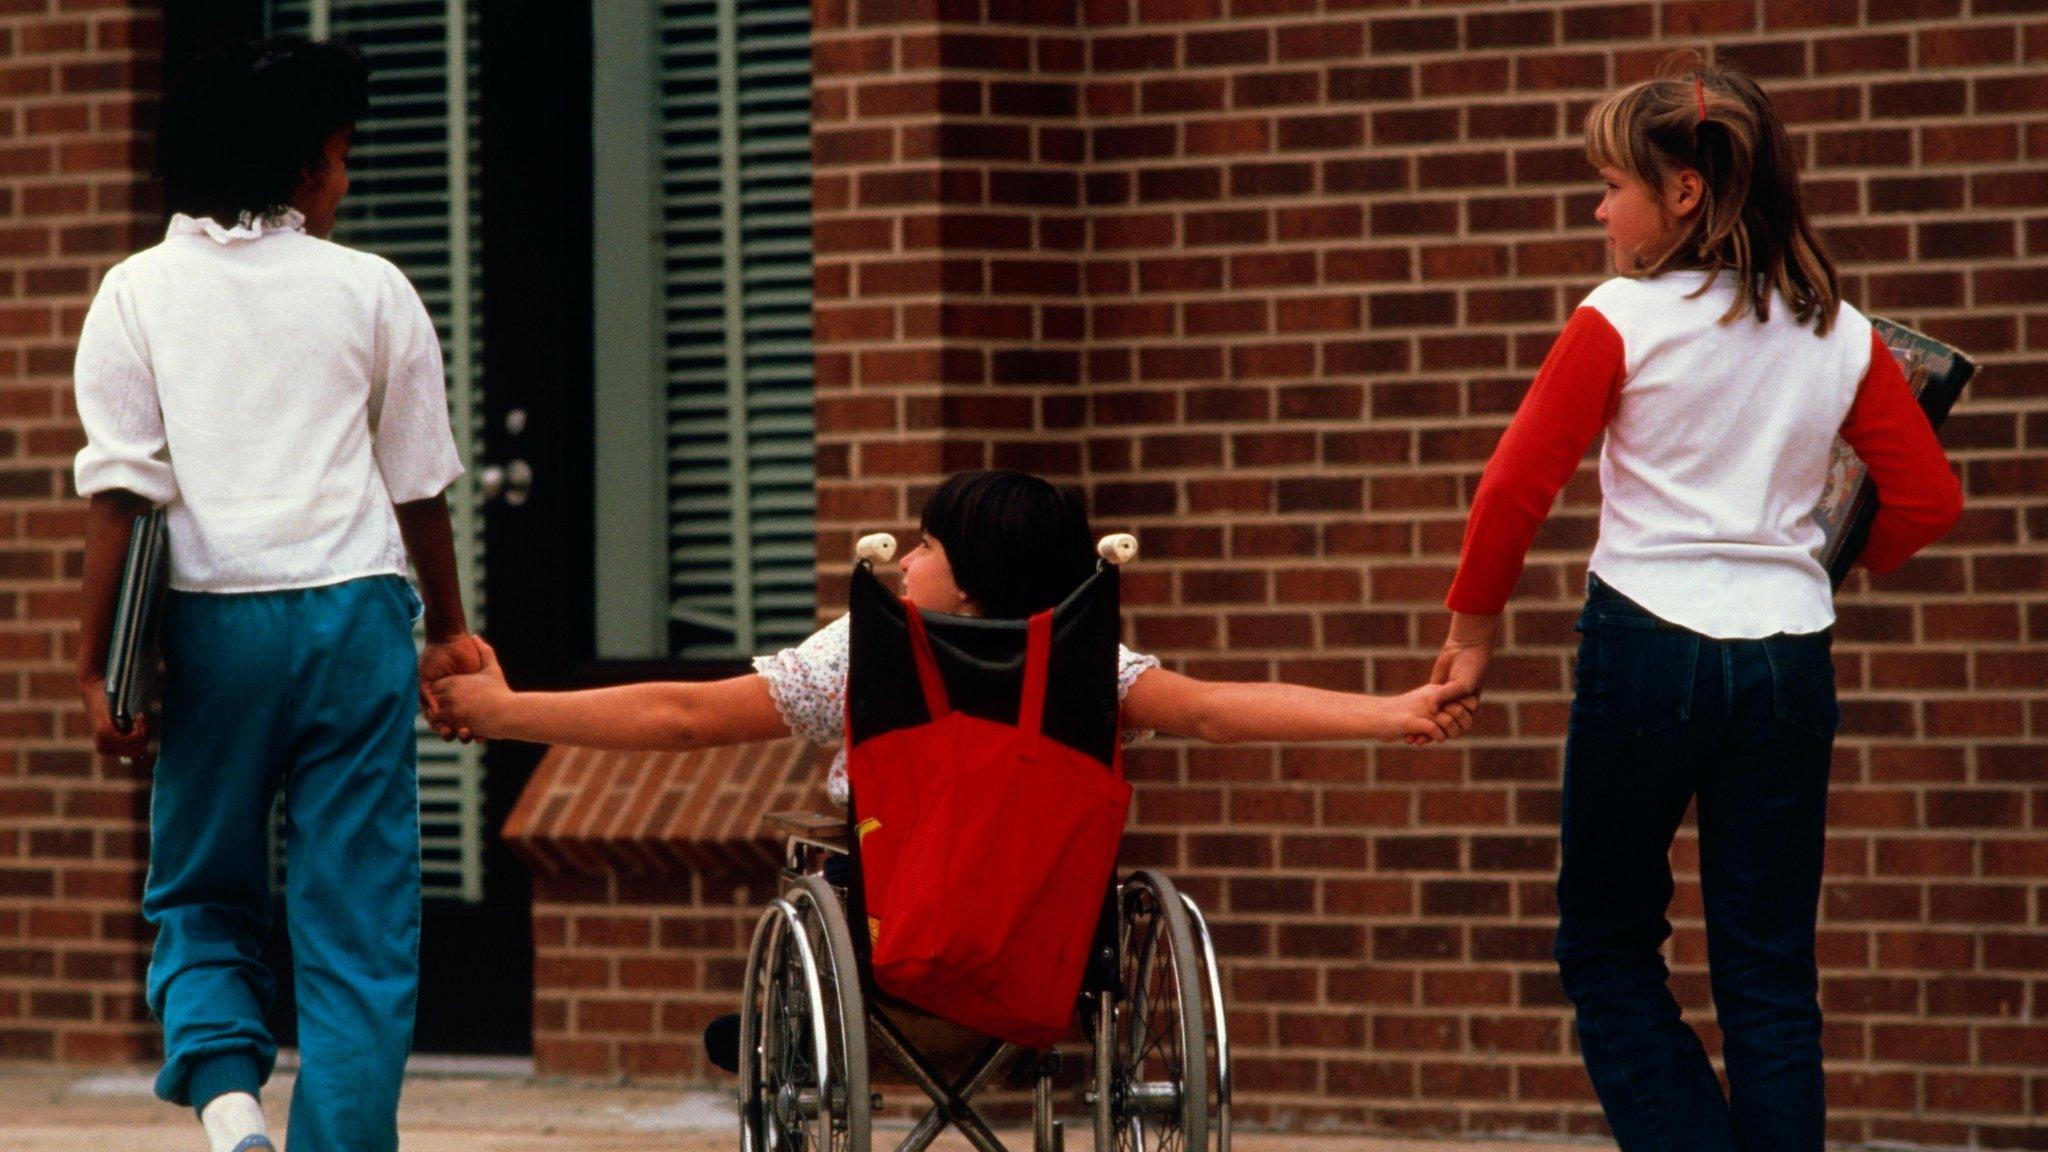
top-left (860, 530), bottom-right (1134, 566)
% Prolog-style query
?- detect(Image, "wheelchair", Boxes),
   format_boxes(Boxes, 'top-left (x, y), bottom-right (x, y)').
top-left (737, 534), bottom-right (1232, 1152)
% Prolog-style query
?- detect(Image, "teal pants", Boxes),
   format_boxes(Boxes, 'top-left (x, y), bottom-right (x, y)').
top-left (144, 575), bottom-right (422, 1152)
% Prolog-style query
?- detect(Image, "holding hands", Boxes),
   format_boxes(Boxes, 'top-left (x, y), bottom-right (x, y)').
top-left (1408, 611), bottom-right (1502, 747)
top-left (424, 636), bottom-right (509, 742)
top-left (1395, 682), bottom-right (1482, 745)
top-left (418, 632), bottom-right (490, 741)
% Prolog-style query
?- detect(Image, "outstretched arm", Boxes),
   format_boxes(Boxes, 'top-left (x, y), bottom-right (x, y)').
top-left (1122, 667), bottom-right (1474, 745)
top-left (430, 640), bottom-right (791, 750)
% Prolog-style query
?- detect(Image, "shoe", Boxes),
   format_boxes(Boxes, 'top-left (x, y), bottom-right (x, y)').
top-left (704, 1012), bottom-right (741, 1074)
top-left (230, 1138), bottom-right (277, 1152)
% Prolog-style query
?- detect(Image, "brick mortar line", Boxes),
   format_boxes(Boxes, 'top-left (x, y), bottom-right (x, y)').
top-left (1074, 168), bottom-right (2048, 189)
top-left (1080, 51), bottom-right (2041, 78)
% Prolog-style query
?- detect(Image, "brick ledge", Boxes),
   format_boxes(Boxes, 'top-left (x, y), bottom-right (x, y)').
top-left (502, 739), bottom-right (834, 876)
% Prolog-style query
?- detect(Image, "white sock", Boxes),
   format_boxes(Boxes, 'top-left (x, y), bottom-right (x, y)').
top-left (199, 1091), bottom-right (268, 1152)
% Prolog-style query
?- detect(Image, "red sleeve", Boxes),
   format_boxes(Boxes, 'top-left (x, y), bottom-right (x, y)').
top-left (1446, 307), bottom-right (1626, 615)
top-left (1839, 328), bottom-right (1963, 575)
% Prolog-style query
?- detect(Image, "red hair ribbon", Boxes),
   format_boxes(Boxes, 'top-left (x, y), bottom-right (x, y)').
top-left (1695, 76), bottom-right (1708, 123)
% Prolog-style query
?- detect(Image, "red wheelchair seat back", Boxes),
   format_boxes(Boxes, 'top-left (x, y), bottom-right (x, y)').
top-left (845, 560), bottom-right (1131, 1049)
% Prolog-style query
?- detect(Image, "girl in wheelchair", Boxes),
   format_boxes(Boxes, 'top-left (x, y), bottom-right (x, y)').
top-left (431, 469), bottom-right (1473, 1150)
top-left (429, 468), bottom-right (1475, 768)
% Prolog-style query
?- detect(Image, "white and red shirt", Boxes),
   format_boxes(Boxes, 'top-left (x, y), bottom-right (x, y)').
top-left (1447, 271), bottom-right (1961, 638)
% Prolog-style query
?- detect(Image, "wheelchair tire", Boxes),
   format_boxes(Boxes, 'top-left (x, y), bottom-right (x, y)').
top-left (738, 873), bottom-right (871, 1152)
top-left (1180, 892), bottom-right (1231, 1152)
top-left (1101, 870), bottom-right (1209, 1152)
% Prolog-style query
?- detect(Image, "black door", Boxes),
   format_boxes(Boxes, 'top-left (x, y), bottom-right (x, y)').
top-left (411, 0), bottom-right (594, 1055)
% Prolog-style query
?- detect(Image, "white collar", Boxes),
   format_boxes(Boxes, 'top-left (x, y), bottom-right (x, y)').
top-left (166, 208), bottom-right (308, 246)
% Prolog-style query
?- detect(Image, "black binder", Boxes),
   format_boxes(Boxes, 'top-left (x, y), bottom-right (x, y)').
top-left (1813, 318), bottom-right (1977, 588)
top-left (104, 507), bottom-right (168, 733)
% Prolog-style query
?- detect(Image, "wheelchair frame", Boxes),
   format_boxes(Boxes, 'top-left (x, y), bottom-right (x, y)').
top-left (738, 812), bottom-right (1232, 1152)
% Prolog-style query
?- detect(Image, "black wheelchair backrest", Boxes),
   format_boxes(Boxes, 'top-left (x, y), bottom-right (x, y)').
top-left (845, 560), bottom-right (1122, 770)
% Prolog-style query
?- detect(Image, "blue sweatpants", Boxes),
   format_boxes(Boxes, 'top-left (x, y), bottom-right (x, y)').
top-left (144, 574), bottom-right (422, 1152)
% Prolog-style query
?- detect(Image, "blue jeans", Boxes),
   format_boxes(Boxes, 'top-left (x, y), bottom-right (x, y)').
top-left (145, 575), bottom-right (422, 1152)
top-left (1554, 575), bottom-right (1836, 1152)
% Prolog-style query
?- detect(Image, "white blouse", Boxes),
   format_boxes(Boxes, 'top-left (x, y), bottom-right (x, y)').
top-left (753, 614), bottom-right (1161, 804)
top-left (73, 210), bottom-right (464, 593)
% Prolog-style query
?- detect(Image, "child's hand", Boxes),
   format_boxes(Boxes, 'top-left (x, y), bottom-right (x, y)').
top-left (429, 638), bottom-right (507, 743)
top-left (418, 633), bottom-right (486, 732)
top-left (1394, 683), bottom-right (1481, 746)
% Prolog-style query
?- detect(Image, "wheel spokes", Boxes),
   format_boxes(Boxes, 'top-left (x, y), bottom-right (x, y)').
top-left (1116, 882), bottom-right (1190, 1152)
top-left (741, 874), bottom-right (870, 1152)
top-left (749, 899), bottom-right (833, 1152)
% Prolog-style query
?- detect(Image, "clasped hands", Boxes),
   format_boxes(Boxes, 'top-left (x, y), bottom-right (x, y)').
top-left (1407, 611), bottom-right (1501, 747)
top-left (419, 633), bottom-right (492, 742)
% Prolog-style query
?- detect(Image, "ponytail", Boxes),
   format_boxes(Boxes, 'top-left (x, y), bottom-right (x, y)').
top-left (1584, 62), bottom-right (1841, 334)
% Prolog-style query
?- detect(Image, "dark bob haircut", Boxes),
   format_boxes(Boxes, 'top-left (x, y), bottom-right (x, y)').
top-left (919, 470), bottom-right (1097, 620)
top-left (158, 36), bottom-right (369, 222)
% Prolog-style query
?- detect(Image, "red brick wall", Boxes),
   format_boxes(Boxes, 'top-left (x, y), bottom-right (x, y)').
top-left (810, 0), bottom-right (1092, 588)
top-left (809, 0), bottom-right (2048, 1144)
top-left (504, 742), bottom-right (831, 1080)
top-left (5, 0), bottom-right (2029, 1145)
top-left (0, 2), bottom-right (161, 1065)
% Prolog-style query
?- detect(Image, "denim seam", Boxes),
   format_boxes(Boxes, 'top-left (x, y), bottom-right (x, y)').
top-left (1722, 643), bottom-right (1735, 726)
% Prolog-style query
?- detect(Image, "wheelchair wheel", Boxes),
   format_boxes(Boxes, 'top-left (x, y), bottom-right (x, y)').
top-left (1101, 870), bottom-right (1209, 1152)
top-left (738, 874), bottom-right (870, 1152)
top-left (1180, 893), bottom-right (1231, 1152)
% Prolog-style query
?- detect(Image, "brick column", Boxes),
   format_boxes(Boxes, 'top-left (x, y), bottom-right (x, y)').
top-left (0, 1), bottom-right (163, 1065)
top-left (810, 0), bottom-right (1087, 606)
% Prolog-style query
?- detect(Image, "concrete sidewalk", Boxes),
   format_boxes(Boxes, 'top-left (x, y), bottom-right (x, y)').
top-left (0, 1060), bottom-right (1613, 1152)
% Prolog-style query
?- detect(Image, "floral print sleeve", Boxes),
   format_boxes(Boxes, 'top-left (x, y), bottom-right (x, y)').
top-left (752, 614), bottom-right (1162, 805)
top-left (751, 613), bottom-right (850, 748)
top-left (1117, 645), bottom-right (1162, 743)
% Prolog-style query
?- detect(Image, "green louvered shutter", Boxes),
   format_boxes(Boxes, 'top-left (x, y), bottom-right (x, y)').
top-left (658, 0), bottom-right (817, 658)
top-left (267, 0), bottom-right (487, 903)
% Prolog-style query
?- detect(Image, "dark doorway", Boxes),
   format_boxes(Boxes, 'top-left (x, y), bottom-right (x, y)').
top-left (411, 0), bottom-right (595, 1055)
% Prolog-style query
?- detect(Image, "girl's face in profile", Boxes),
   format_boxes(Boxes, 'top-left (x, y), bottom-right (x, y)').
top-left (899, 532), bottom-right (976, 616)
top-left (1594, 165), bottom-right (1670, 273)
top-left (295, 127), bottom-right (354, 238)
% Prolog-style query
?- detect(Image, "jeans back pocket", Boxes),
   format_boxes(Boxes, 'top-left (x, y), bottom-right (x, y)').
top-left (1764, 631), bottom-right (1839, 740)
top-left (1574, 615), bottom-right (1700, 738)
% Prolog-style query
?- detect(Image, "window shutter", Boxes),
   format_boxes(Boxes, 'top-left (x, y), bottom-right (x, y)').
top-left (659, 0), bottom-right (817, 658)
